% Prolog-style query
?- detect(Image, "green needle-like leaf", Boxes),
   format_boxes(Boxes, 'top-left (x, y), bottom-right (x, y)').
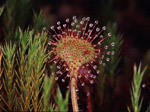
top-left (128, 63), bottom-right (147, 112)
top-left (0, 6), bottom-right (4, 16)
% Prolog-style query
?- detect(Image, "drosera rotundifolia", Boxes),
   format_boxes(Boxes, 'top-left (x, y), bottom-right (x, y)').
top-left (44, 16), bottom-right (115, 112)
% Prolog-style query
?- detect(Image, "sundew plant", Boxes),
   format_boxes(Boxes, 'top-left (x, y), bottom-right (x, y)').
top-left (0, 2), bottom-right (149, 111)
top-left (46, 16), bottom-right (115, 112)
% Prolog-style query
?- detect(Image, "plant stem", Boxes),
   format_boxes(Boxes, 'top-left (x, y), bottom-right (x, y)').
top-left (85, 86), bottom-right (92, 112)
top-left (87, 91), bottom-right (92, 112)
top-left (71, 76), bottom-right (79, 112)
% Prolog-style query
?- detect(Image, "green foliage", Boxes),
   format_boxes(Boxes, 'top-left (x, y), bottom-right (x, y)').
top-left (104, 22), bottom-right (123, 76)
top-left (0, 29), bottom-right (69, 111)
top-left (128, 64), bottom-right (147, 112)
top-left (3, 0), bottom-right (20, 41)
top-left (1, 1), bottom-right (69, 111)
top-left (3, 0), bottom-right (48, 41)
top-left (15, 0), bottom-right (31, 27)
top-left (55, 87), bottom-right (70, 111)
top-left (1, 43), bottom-right (16, 111)
top-left (97, 22), bottom-right (123, 111)
top-left (0, 46), bottom-right (3, 80)
top-left (0, 47), bottom-right (3, 111)
top-left (0, 6), bottom-right (4, 16)
top-left (33, 11), bottom-right (49, 32)
top-left (43, 75), bottom-right (54, 111)
top-left (15, 29), bottom-right (48, 111)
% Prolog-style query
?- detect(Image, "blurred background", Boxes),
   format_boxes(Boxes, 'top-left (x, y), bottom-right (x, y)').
top-left (0, 0), bottom-right (150, 112)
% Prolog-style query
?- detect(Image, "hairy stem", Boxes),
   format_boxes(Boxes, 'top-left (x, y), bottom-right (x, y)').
top-left (87, 92), bottom-right (92, 112)
top-left (85, 87), bottom-right (92, 112)
top-left (71, 77), bottom-right (79, 112)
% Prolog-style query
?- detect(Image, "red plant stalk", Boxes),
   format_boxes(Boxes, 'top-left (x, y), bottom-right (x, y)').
top-left (87, 92), bottom-right (92, 112)
top-left (85, 86), bottom-right (93, 112)
top-left (46, 16), bottom-right (115, 112)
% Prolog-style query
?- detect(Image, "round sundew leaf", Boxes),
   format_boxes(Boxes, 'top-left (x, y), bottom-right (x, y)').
top-left (56, 37), bottom-right (95, 70)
